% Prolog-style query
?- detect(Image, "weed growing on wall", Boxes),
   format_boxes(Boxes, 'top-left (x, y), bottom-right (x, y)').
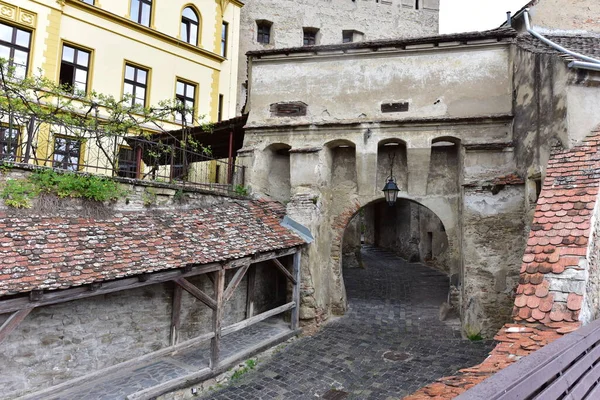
top-left (1, 169), bottom-right (126, 208)
top-left (234, 184), bottom-right (249, 196)
top-left (0, 179), bottom-right (37, 208)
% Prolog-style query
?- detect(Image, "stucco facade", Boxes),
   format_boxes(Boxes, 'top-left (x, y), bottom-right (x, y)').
top-left (520, 0), bottom-right (600, 33)
top-left (241, 29), bottom-right (600, 336)
top-left (8, 0), bottom-right (241, 124)
top-left (236, 0), bottom-right (440, 114)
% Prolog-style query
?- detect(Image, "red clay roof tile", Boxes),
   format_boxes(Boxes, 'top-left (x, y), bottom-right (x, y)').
top-left (0, 200), bottom-right (305, 296)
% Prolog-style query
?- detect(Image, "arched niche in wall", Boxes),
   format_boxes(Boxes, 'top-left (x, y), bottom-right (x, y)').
top-left (264, 143), bottom-right (291, 203)
top-left (426, 136), bottom-right (460, 196)
top-left (325, 139), bottom-right (358, 192)
top-left (377, 139), bottom-right (408, 193)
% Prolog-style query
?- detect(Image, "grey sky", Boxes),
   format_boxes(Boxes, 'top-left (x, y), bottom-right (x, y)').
top-left (440, 0), bottom-right (529, 34)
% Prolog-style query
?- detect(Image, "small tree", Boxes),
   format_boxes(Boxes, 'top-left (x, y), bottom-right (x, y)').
top-left (0, 58), bottom-right (211, 177)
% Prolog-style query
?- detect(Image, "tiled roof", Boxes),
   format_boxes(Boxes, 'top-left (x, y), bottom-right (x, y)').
top-left (517, 34), bottom-right (600, 59)
top-left (405, 129), bottom-right (600, 399)
top-left (513, 131), bottom-right (600, 325)
top-left (0, 200), bottom-right (305, 296)
top-left (247, 28), bottom-right (517, 57)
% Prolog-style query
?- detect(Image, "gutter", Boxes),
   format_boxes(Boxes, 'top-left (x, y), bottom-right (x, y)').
top-left (523, 9), bottom-right (600, 71)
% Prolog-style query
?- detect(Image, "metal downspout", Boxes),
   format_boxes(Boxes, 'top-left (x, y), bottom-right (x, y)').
top-left (523, 10), bottom-right (600, 70)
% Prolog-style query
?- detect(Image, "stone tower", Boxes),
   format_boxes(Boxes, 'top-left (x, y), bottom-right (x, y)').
top-left (236, 0), bottom-right (441, 114)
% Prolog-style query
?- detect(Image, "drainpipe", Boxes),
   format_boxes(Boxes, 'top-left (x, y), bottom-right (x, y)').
top-left (568, 61), bottom-right (600, 72)
top-left (524, 10), bottom-right (600, 70)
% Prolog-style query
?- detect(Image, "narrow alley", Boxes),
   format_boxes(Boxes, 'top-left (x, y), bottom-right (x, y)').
top-left (201, 247), bottom-right (494, 400)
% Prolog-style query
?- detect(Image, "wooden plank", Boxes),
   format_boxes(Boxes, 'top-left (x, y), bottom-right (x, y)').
top-left (224, 264), bottom-right (250, 303)
top-left (252, 247), bottom-right (298, 263)
top-left (174, 278), bottom-right (217, 310)
top-left (0, 263), bottom-right (221, 315)
top-left (170, 285), bottom-right (182, 346)
top-left (245, 265), bottom-right (256, 319)
top-left (536, 342), bottom-right (600, 398)
top-left (222, 301), bottom-right (295, 337)
top-left (456, 320), bottom-right (600, 400)
top-left (291, 251), bottom-right (302, 330)
top-left (0, 309), bottom-right (32, 344)
top-left (271, 258), bottom-right (297, 285)
top-left (568, 362), bottom-right (600, 400)
top-left (210, 269), bottom-right (225, 369)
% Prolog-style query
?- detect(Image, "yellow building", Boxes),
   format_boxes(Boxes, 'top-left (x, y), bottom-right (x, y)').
top-left (0, 0), bottom-right (242, 178)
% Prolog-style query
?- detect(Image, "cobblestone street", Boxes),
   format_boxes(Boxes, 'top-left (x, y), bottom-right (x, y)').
top-left (200, 246), bottom-right (495, 400)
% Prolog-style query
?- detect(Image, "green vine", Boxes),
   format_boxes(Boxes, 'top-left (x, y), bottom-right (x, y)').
top-left (1, 169), bottom-right (126, 208)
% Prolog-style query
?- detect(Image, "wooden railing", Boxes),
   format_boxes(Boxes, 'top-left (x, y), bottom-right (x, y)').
top-left (457, 319), bottom-right (600, 400)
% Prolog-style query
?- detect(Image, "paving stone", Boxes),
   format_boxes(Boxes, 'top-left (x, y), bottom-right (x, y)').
top-left (201, 247), bottom-right (494, 399)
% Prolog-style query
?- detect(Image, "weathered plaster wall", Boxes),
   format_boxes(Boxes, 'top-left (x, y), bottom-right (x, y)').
top-left (566, 81), bottom-right (600, 147)
top-left (529, 0), bottom-right (600, 33)
top-left (341, 213), bottom-right (362, 269)
top-left (241, 41), bottom-right (538, 336)
top-left (377, 143), bottom-right (408, 192)
top-left (582, 192), bottom-right (600, 324)
top-left (237, 0), bottom-right (440, 113)
top-left (512, 47), bottom-right (568, 183)
top-left (247, 46), bottom-right (513, 127)
top-left (462, 185), bottom-right (527, 336)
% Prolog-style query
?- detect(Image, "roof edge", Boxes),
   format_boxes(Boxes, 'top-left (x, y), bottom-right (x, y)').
top-left (247, 28), bottom-right (517, 58)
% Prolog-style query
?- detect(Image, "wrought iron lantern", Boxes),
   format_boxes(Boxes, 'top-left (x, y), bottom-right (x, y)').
top-left (382, 151), bottom-right (400, 206)
top-left (382, 177), bottom-right (400, 207)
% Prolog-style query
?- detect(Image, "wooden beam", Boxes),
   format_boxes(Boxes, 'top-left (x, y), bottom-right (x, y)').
top-left (170, 285), bottom-right (182, 346)
top-left (223, 257), bottom-right (251, 270)
top-left (223, 264), bottom-right (250, 303)
top-left (210, 269), bottom-right (225, 369)
top-left (29, 290), bottom-right (43, 302)
top-left (245, 265), bottom-right (256, 319)
top-left (271, 258), bottom-right (297, 285)
top-left (252, 247), bottom-right (298, 263)
top-left (174, 278), bottom-right (217, 310)
top-left (0, 263), bottom-right (221, 315)
top-left (291, 251), bottom-right (302, 330)
top-left (0, 309), bottom-right (32, 344)
top-left (222, 301), bottom-right (296, 337)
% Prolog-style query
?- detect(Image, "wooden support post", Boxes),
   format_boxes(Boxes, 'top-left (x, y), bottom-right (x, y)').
top-left (291, 251), bottom-right (301, 330)
top-left (245, 265), bottom-right (256, 319)
top-left (170, 285), bottom-right (182, 346)
top-left (0, 309), bottom-right (32, 344)
top-left (210, 269), bottom-right (225, 370)
top-left (174, 278), bottom-right (217, 310)
top-left (271, 258), bottom-right (297, 285)
top-left (224, 264), bottom-right (250, 303)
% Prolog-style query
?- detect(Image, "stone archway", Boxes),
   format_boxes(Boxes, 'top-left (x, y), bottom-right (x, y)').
top-left (329, 195), bottom-right (459, 315)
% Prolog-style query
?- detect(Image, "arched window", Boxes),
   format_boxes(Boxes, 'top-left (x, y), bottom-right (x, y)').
top-left (130, 0), bottom-right (152, 26)
top-left (181, 7), bottom-right (199, 46)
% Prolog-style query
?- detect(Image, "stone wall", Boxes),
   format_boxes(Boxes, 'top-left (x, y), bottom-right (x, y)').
top-left (462, 185), bottom-right (527, 336)
top-left (240, 36), bottom-right (550, 336)
top-left (0, 167), bottom-right (288, 398)
top-left (0, 265), bottom-right (284, 399)
top-left (237, 0), bottom-right (440, 113)
top-left (247, 45), bottom-right (513, 127)
top-left (529, 0), bottom-right (600, 33)
top-left (582, 191), bottom-right (600, 323)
